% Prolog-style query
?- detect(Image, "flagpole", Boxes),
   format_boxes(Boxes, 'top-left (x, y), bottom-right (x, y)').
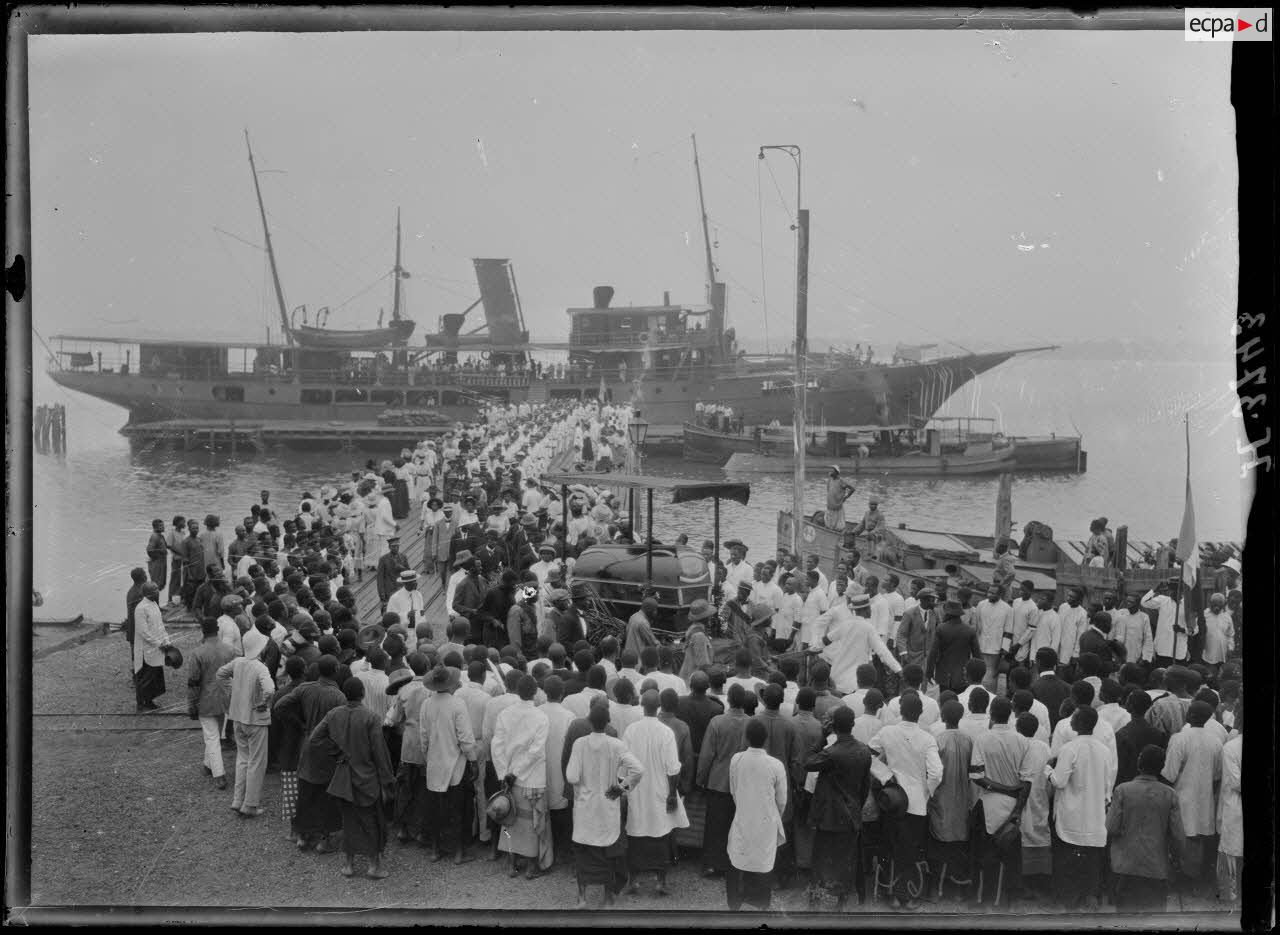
top-left (1172, 412), bottom-right (1189, 660)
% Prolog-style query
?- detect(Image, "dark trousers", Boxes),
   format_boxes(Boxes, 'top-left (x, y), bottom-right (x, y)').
top-left (702, 789), bottom-right (736, 873)
top-left (1113, 874), bottom-right (1169, 911)
top-left (725, 867), bottom-right (773, 910)
top-left (168, 557), bottom-right (183, 602)
top-left (888, 813), bottom-right (927, 900)
top-left (1052, 831), bottom-right (1104, 907)
top-left (424, 782), bottom-right (468, 855)
top-left (550, 806), bottom-right (574, 864)
top-left (974, 817), bottom-right (1022, 901)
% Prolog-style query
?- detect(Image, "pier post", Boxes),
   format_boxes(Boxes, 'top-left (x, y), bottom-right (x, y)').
top-left (183, 429), bottom-right (192, 451)
top-left (230, 419), bottom-right (237, 458)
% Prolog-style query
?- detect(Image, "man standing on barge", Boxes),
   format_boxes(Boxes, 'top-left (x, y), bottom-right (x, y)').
top-left (825, 467), bottom-right (857, 531)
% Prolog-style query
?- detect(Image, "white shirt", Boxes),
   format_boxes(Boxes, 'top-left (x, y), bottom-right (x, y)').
top-left (371, 496), bottom-right (397, 537)
top-left (216, 614), bottom-right (244, 657)
top-left (796, 590), bottom-right (831, 646)
top-left (885, 590), bottom-right (906, 622)
top-left (565, 732), bottom-right (645, 846)
top-left (1015, 698), bottom-right (1053, 746)
top-left (1140, 591), bottom-right (1192, 660)
top-left (1097, 702), bottom-right (1132, 735)
top-left (723, 560), bottom-right (754, 595)
top-left (724, 675), bottom-right (766, 698)
top-left (820, 614), bottom-right (901, 694)
top-left (1029, 608), bottom-right (1059, 657)
top-left (1111, 608), bottom-right (1154, 664)
top-left (624, 716), bottom-right (688, 838)
top-left (445, 568), bottom-right (467, 614)
top-left (1048, 734), bottom-right (1115, 847)
top-left (1009, 597), bottom-right (1038, 662)
top-left (1050, 713), bottom-right (1117, 771)
top-left (386, 585), bottom-right (425, 623)
top-left (727, 747), bottom-right (788, 873)
top-left (1056, 603), bottom-right (1088, 663)
top-left (869, 593), bottom-right (894, 641)
top-left (491, 699), bottom-right (550, 789)
top-left (562, 686), bottom-right (607, 722)
top-left (882, 691), bottom-right (941, 730)
top-left (870, 721), bottom-right (943, 816)
top-left (1201, 609), bottom-right (1235, 664)
top-left (974, 599), bottom-right (1014, 655)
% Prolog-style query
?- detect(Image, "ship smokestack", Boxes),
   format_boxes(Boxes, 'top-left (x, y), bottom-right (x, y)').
top-left (663, 291), bottom-right (670, 306)
top-left (593, 286), bottom-right (614, 309)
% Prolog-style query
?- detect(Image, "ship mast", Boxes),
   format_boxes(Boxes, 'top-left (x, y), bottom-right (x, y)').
top-left (692, 135), bottom-right (716, 300)
top-left (692, 135), bottom-right (728, 358)
top-left (245, 131), bottom-right (294, 346)
top-left (392, 208), bottom-right (403, 322)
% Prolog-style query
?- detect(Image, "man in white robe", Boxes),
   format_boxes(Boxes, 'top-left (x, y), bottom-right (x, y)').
top-left (725, 717), bottom-right (788, 911)
top-left (1161, 701), bottom-right (1224, 891)
top-left (622, 690), bottom-right (688, 895)
top-left (817, 593), bottom-right (901, 694)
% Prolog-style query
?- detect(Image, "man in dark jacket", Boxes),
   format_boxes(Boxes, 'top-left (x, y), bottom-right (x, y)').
top-left (308, 678), bottom-right (396, 879)
top-left (1077, 612), bottom-right (1123, 676)
top-left (925, 600), bottom-right (981, 694)
top-left (1106, 744), bottom-right (1184, 909)
top-left (803, 705), bottom-right (872, 909)
top-left (375, 537), bottom-right (410, 615)
top-left (276, 655), bottom-right (347, 850)
top-left (676, 671), bottom-right (725, 757)
top-left (1029, 648), bottom-right (1072, 730)
top-left (186, 616), bottom-right (238, 790)
top-left (1113, 690), bottom-right (1168, 786)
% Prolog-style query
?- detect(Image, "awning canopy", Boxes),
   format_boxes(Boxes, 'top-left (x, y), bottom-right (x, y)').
top-left (541, 472), bottom-right (751, 506)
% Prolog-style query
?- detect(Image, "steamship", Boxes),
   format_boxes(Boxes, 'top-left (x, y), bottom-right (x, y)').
top-left (46, 136), bottom-right (1056, 442)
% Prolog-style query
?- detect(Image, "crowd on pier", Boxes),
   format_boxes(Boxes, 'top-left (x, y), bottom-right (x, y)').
top-left (117, 401), bottom-right (1245, 914)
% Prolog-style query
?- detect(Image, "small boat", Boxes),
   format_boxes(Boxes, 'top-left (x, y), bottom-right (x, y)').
top-left (290, 318), bottom-right (416, 350)
top-left (725, 441), bottom-right (1016, 476)
top-left (686, 418), bottom-right (1085, 472)
top-left (33, 614), bottom-right (85, 626)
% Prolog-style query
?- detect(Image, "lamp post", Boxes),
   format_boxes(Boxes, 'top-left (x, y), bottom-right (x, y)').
top-left (626, 411), bottom-right (649, 535)
top-left (759, 144), bottom-right (809, 559)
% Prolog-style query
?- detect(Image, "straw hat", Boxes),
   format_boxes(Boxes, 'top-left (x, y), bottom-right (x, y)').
top-left (397, 569), bottom-right (419, 585)
top-left (452, 550), bottom-right (476, 569)
top-left (386, 669), bottom-right (415, 696)
top-left (687, 598), bottom-right (715, 622)
top-left (425, 665), bottom-right (461, 692)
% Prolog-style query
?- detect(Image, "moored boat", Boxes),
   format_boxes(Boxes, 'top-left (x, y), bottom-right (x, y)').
top-left (686, 418), bottom-right (1085, 472)
top-left (725, 441), bottom-right (1016, 476)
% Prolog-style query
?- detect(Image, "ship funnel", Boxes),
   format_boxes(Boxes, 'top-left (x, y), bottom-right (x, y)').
top-left (663, 291), bottom-right (670, 306)
top-left (593, 286), bottom-right (614, 309)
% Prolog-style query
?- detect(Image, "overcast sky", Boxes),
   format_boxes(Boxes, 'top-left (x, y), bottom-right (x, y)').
top-left (30, 28), bottom-right (1236, 354)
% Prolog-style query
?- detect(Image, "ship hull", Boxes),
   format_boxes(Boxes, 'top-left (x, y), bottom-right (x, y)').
top-left (48, 347), bottom-right (1038, 444)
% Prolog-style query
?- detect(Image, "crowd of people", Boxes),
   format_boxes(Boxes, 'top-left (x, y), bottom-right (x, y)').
top-left (118, 401), bottom-right (1245, 915)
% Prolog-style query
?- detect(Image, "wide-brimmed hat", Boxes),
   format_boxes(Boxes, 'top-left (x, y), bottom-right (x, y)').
top-left (519, 513), bottom-right (537, 528)
top-left (849, 593), bottom-right (871, 611)
top-left (687, 598), bottom-right (715, 622)
top-left (485, 787), bottom-right (516, 827)
top-left (426, 497), bottom-right (444, 510)
top-left (386, 669), bottom-right (416, 696)
top-left (1223, 557), bottom-right (1241, 574)
top-left (356, 624), bottom-right (386, 651)
top-left (570, 582), bottom-right (593, 600)
top-left (590, 505), bottom-right (612, 523)
top-left (537, 543), bottom-right (557, 556)
top-left (943, 599), bottom-right (964, 618)
top-left (724, 538), bottom-right (746, 551)
top-left (397, 569), bottom-right (419, 585)
top-left (548, 588), bottom-right (570, 603)
top-left (162, 645), bottom-right (184, 669)
top-left (220, 594), bottom-right (244, 611)
top-left (425, 665), bottom-right (461, 692)
top-left (749, 603), bottom-right (775, 627)
top-left (452, 550), bottom-right (475, 569)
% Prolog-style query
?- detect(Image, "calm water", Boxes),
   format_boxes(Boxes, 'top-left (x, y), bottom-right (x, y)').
top-left (31, 357), bottom-right (1250, 621)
